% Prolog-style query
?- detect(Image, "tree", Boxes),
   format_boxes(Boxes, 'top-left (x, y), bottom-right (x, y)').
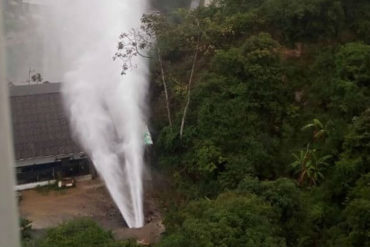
top-left (238, 177), bottom-right (309, 246)
top-left (31, 73), bottom-right (43, 83)
top-left (330, 108), bottom-right (370, 197)
top-left (26, 219), bottom-right (137, 247)
top-left (262, 0), bottom-right (345, 42)
top-left (115, 13), bottom-right (173, 127)
top-left (179, 29), bottom-right (201, 139)
top-left (115, 11), bottom-right (206, 134)
top-left (157, 192), bottom-right (286, 247)
top-left (147, 1), bottom-right (370, 246)
top-left (324, 173), bottom-right (370, 247)
top-left (149, 10), bottom-right (206, 140)
top-left (336, 42), bottom-right (370, 87)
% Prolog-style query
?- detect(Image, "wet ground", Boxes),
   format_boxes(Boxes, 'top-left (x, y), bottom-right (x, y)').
top-left (19, 179), bottom-right (164, 244)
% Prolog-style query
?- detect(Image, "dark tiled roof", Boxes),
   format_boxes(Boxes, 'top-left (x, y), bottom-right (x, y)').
top-left (10, 83), bottom-right (82, 160)
top-left (10, 83), bottom-right (61, 96)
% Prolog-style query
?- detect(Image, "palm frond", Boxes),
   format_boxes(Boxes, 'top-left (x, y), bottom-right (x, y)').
top-left (302, 123), bottom-right (315, 131)
top-left (313, 119), bottom-right (324, 129)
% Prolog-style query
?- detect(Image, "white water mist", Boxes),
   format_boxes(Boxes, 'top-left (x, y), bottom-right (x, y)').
top-left (41, 0), bottom-right (149, 228)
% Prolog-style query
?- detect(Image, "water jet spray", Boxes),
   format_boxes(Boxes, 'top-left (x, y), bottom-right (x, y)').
top-left (40, 0), bottom-right (149, 228)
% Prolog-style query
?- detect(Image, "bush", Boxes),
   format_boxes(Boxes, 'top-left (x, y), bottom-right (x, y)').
top-left (31, 218), bottom-right (137, 247)
top-left (158, 192), bottom-right (286, 247)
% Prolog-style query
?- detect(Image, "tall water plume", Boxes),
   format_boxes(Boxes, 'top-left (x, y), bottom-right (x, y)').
top-left (41, 0), bottom-right (149, 228)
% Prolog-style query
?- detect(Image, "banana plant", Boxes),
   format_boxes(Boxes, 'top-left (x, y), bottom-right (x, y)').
top-left (302, 118), bottom-right (328, 141)
top-left (291, 145), bottom-right (331, 186)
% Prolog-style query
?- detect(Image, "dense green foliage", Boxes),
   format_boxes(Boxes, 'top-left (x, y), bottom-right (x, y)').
top-left (144, 0), bottom-right (370, 246)
top-left (159, 192), bottom-right (287, 247)
top-left (23, 219), bottom-right (137, 247)
top-left (20, 218), bottom-right (32, 240)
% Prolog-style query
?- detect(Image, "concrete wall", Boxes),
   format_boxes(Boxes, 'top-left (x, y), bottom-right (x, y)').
top-left (15, 174), bottom-right (93, 191)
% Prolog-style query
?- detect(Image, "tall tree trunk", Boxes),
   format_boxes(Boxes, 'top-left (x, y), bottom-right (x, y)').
top-left (157, 47), bottom-right (172, 128)
top-left (180, 40), bottom-right (200, 139)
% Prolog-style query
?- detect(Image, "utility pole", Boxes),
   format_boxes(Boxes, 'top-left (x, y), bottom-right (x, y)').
top-left (0, 2), bottom-right (21, 246)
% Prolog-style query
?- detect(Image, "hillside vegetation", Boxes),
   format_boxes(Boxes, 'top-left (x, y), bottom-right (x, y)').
top-left (142, 0), bottom-right (370, 246)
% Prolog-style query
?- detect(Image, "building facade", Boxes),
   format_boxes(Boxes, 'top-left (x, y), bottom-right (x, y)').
top-left (10, 83), bottom-right (93, 189)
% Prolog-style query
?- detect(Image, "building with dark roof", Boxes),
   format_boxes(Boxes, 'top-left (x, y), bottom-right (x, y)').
top-left (9, 83), bottom-right (92, 188)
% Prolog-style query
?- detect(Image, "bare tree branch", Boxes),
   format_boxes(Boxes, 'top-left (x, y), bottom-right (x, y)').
top-left (180, 35), bottom-right (200, 139)
top-left (157, 47), bottom-right (173, 128)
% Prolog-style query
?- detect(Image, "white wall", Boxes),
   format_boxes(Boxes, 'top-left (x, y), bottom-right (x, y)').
top-left (0, 1), bottom-right (21, 244)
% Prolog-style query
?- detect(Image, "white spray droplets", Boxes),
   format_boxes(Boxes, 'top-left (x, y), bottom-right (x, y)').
top-left (42, 0), bottom-right (149, 228)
